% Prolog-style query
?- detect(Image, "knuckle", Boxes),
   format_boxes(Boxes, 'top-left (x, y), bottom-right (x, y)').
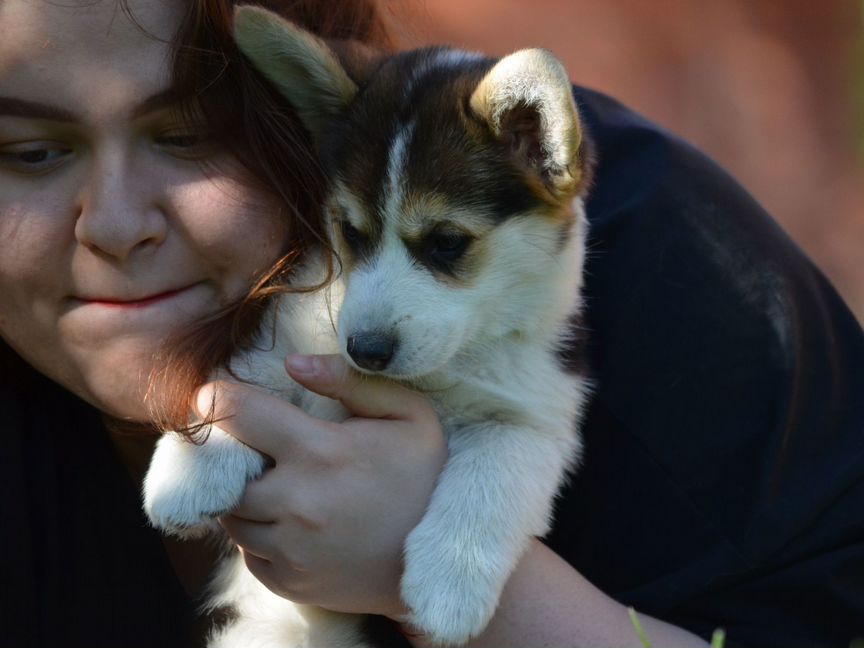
top-left (323, 353), bottom-right (350, 378)
top-left (291, 506), bottom-right (326, 532)
top-left (271, 480), bottom-right (327, 530)
top-left (325, 355), bottom-right (359, 391)
top-left (271, 582), bottom-right (314, 605)
top-left (296, 484), bottom-right (334, 531)
top-left (244, 559), bottom-right (304, 601)
top-left (403, 392), bottom-right (439, 429)
top-left (414, 396), bottom-right (438, 421)
top-left (309, 424), bottom-right (350, 467)
top-left (200, 380), bottom-right (244, 419)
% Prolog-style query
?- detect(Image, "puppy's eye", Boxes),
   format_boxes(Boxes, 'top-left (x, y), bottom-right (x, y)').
top-left (338, 220), bottom-right (366, 251)
top-left (425, 231), bottom-right (473, 266)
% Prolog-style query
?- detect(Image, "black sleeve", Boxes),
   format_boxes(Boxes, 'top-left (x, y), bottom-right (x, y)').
top-left (0, 345), bottom-right (202, 648)
top-left (547, 86), bottom-right (864, 648)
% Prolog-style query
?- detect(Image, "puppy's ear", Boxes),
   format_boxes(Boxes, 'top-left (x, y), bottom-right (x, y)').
top-left (470, 49), bottom-right (585, 199)
top-left (233, 6), bottom-right (369, 139)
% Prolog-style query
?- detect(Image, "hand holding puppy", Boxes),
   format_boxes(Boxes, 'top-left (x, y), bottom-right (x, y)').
top-left (211, 354), bottom-right (447, 620)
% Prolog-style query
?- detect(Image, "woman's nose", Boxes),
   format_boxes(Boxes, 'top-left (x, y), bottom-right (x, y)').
top-left (74, 145), bottom-right (168, 261)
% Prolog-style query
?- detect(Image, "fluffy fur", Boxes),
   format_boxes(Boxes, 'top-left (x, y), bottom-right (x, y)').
top-left (143, 7), bottom-right (593, 647)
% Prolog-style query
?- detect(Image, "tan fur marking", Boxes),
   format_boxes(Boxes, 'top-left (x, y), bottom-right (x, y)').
top-left (398, 193), bottom-right (497, 241)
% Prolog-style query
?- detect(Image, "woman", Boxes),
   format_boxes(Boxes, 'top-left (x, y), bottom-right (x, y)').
top-left (1, 1), bottom-right (862, 647)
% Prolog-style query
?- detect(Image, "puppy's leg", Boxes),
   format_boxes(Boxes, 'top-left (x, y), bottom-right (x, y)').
top-left (143, 426), bottom-right (266, 538)
top-left (401, 422), bottom-right (579, 645)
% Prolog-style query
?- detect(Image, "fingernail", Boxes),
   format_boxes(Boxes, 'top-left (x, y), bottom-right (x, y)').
top-left (286, 354), bottom-right (319, 375)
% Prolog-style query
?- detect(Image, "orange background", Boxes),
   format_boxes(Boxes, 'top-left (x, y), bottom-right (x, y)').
top-left (389, 0), bottom-right (864, 323)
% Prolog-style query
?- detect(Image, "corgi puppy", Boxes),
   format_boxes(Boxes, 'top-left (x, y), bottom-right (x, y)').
top-left (143, 6), bottom-right (593, 647)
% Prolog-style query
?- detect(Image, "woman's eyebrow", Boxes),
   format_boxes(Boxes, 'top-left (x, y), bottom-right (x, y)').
top-left (0, 89), bottom-right (189, 123)
top-left (0, 97), bottom-right (78, 122)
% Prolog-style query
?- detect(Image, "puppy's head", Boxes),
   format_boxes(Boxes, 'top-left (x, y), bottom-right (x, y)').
top-left (235, 7), bottom-right (591, 379)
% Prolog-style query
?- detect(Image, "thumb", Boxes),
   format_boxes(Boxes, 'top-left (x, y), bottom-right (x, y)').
top-left (285, 354), bottom-right (434, 421)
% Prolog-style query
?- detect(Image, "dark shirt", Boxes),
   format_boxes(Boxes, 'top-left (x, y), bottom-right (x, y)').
top-left (2, 86), bottom-right (862, 648)
top-left (0, 355), bottom-right (200, 648)
top-left (550, 86), bottom-right (864, 647)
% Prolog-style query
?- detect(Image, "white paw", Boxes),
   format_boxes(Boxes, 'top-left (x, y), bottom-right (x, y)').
top-left (143, 428), bottom-right (266, 538)
top-left (400, 522), bottom-right (504, 646)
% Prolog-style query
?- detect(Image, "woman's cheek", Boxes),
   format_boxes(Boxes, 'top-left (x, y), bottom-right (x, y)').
top-left (177, 179), bottom-right (288, 281)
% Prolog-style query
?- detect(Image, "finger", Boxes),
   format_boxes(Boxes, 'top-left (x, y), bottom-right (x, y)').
top-left (220, 517), bottom-right (310, 591)
top-left (194, 380), bottom-right (254, 424)
top-left (194, 380), bottom-right (329, 459)
top-left (219, 514), bottom-right (276, 558)
top-left (239, 549), bottom-right (312, 604)
top-left (224, 491), bottom-right (274, 524)
top-left (285, 354), bottom-right (435, 421)
top-left (228, 493), bottom-right (274, 524)
top-left (231, 472), bottom-right (325, 531)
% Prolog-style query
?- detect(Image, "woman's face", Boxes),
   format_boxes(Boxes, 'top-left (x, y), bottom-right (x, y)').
top-left (0, 1), bottom-right (288, 419)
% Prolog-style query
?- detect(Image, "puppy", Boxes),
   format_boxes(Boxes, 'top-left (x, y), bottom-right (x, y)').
top-left (144, 6), bottom-right (593, 647)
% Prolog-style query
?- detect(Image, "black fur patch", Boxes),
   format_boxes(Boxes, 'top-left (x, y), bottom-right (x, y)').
top-left (318, 48), bottom-right (553, 233)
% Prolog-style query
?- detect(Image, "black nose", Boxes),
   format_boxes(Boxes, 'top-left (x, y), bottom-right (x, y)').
top-left (346, 333), bottom-right (397, 372)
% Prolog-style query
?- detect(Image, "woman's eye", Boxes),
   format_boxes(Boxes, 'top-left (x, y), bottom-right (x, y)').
top-left (0, 144), bottom-right (73, 174)
top-left (154, 129), bottom-right (217, 159)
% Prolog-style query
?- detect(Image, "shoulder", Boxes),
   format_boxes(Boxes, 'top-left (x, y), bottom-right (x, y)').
top-left (571, 84), bottom-right (864, 441)
top-left (551, 86), bottom-right (864, 646)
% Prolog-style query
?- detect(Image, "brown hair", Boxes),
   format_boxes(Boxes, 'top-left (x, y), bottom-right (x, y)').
top-left (136, 0), bottom-right (392, 437)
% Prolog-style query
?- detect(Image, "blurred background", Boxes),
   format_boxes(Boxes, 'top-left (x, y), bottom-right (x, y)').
top-left (385, 0), bottom-right (864, 324)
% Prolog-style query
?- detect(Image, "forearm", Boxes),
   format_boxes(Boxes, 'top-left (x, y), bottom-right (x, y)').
top-left (408, 539), bottom-right (708, 648)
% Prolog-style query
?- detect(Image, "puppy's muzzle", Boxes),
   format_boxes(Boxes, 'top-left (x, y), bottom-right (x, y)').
top-left (346, 332), bottom-right (398, 372)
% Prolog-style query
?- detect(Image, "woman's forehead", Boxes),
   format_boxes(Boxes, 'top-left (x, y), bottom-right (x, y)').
top-left (0, 0), bottom-right (185, 52)
top-left (0, 0), bottom-right (185, 116)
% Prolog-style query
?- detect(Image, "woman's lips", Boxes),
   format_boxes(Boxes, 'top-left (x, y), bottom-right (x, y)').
top-left (62, 283), bottom-right (215, 336)
top-left (80, 286), bottom-right (193, 309)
